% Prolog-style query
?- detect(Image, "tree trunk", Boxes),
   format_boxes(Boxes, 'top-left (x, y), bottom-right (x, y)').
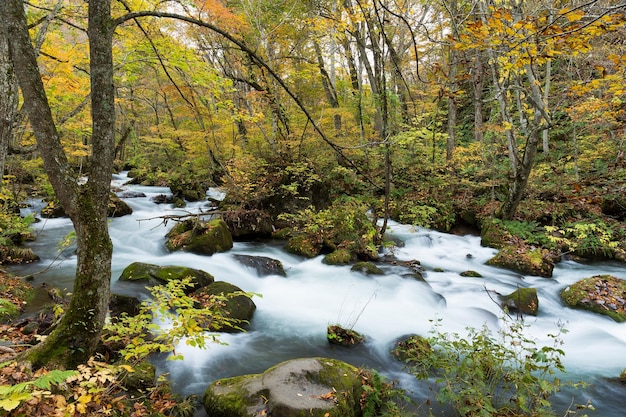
top-left (0, 3), bottom-right (18, 179)
top-left (6, 0), bottom-right (115, 369)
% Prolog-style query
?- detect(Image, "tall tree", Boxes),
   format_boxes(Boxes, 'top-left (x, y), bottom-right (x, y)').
top-left (5, 0), bottom-right (115, 368)
top-left (0, 1), bottom-right (19, 180)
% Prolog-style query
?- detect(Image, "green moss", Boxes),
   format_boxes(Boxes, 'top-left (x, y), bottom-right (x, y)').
top-left (560, 275), bottom-right (626, 322)
top-left (0, 298), bottom-right (20, 323)
top-left (501, 288), bottom-right (539, 316)
top-left (460, 270), bottom-right (482, 278)
top-left (166, 218), bottom-right (233, 255)
top-left (323, 249), bottom-right (353, 265)
top-left (285, 235), bottom-right (322, 258)
top-left (350, 261), bottom-right (384, 275)
top-left (391, 335), bottom-right (432, 363)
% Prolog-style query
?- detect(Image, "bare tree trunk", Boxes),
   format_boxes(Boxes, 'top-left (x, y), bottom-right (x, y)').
top-left (6, 0), bottom-right (115, 369)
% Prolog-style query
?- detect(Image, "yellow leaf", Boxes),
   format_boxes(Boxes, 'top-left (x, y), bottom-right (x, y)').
top-left (118, 364), bottom-right (134, 373)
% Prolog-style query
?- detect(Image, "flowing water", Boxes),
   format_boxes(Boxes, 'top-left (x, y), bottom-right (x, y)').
top-left (9, 173), bottom-right (626, 416)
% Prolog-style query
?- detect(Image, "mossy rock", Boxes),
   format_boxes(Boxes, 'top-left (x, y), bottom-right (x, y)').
top-left (285, 234), bottom-right (322, 258)
top-left (500, 287), bottom-right (539, 316)
top-left (165, 218), bottom-right (233, 255)
top-left (327, 325), bottom-right (365, 347)
top-left (0, 298), bottom-right (20, 324)
top-left (203, 357), bottom-right (364, 417)
top-left (222, 209), bottom-right (274, 239)
top-left (560, 275), bottom-right (626, 322)
top-left (487, 246), bottom-right (554, 278)
top-left (391, 334), bottom-right (432, 364)
top-left (480, 220), bottom-right (511, 249)
top-left (119, 360), bottom-right (156, 392)
top-left (118, 262), bottom-right (214, 292)
top-left (108, 193), bottom-right (133, 217)
top-left (620, 369), bottom-right (626, 383)
top-left (323, 249), bottom-right (353, 265)
top-left (351, 261), bottom-right (384, 275)
top-left (192, 281), bottom-right (256, 332)
top-left (460, 270), bottom-right (483, 278)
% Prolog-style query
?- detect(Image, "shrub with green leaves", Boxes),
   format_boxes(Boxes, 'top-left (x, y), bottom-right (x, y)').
top-left (104, 277), bottom-right (246, 362)
top-left (413, 317), bottom-right (591, 417)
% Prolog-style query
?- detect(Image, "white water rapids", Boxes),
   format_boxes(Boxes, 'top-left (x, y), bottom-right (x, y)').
top-left (10, 172), bottom-right (626, 416)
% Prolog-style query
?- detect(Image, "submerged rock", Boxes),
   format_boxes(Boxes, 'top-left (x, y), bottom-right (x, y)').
top-left (560, 275), bottom-right (626, 322)
top-left (203, 357), bottom-right (363, 417)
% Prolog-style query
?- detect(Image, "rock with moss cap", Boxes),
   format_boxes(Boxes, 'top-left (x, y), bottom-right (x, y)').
top-left (203, 357), bottom-right (364, 417)
top-left (391, 334), bottom-right (432, 364)
top-left (487, 245), bottom-right (555, 278)
top-left (351, 262), bottom-right (384, 275)
top-left (560, 275), bottom-right (626, 322)
top-left (118, 262), bottom-right (214, 293)
top-left (165, 218), bottom-right (233, 255)
top-left (500, 287), bottom-right (539, 316)
top-left (192, 281), bottom-right (256, 333)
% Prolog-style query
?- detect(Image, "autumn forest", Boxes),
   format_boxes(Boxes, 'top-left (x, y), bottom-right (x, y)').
top-left (0, 0), bottom-right (625, 416)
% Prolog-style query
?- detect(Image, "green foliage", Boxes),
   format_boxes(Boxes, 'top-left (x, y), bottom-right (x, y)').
top-left (279, 197), bottom-right (379, 260)
top-left (414, 317), bottom-right (589, 417)
top-left (491, 218), bottom-right (550, 247)
top-left (0, 211), bottom-right (35, 248)
top-left (545, 221), bottom-right (620, 258)
top-left (360, 370), bottom-right (411, 417)
top-left (104, 277), bottom-right (240, 362)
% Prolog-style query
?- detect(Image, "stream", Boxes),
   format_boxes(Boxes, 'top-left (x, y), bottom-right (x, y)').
top-left (9, 172), bottom-right (626, 416)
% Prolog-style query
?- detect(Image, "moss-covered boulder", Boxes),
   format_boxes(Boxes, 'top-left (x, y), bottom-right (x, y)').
top-left (108, 193), bottom-right (133, 217)
top-left (460, 270), bottom-right (483, 278)
top-left (192, 281), bottom-right (256, 332)
top-left (391, 334), bottom-right (432, 364)
top-left (118, 262), bottom-right (214, 292)
top-left (165, 218), bottom-right (233, 255)
top-left (560, 275), bottom-right (626, 322)
top-left (327, 325), bottom-right (365, 347)
top-left (500, 287), bottom-right (539, 316)
top-left (351, 262), bottom-right (384, 275)
top-left (285, 234), bottom-right (323, 258)
top-left (323, 249), bottom-right (353, 265)
top-left (233, 254), bottom-right (286, 277)
top-left (620, 369), bottom-right (626, 383)
top-left (203, 357), bottom-right (364, 417)
top-left (487, 246), bottom-right (554, 278)
top-left (222, 209), bottom-right (274, 239)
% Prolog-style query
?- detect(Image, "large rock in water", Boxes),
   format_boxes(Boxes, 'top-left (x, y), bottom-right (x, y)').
top-left (192, 281), bottom-right (256, 332)
top-left (486, 246), bottom-right (555, 278)
top-left (118, 262), bottom-right (214, 293)
top-left (165, 218), bottom-right (233, 255)
top-left (233, 254), bottom-right (286, 277)
top-left (500, 287), bottom-right (539, 316)
top-left (203, 357), bottom-right (364, 417)
top-left (560, 275), bottom-right (626, 322)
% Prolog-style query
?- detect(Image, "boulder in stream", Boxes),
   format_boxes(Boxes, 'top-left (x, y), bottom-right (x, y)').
top-left (192, 281), bottom-right (256, 332)
top-left (560, 275), bottom-right (626, 322)
top-left (233, 254), bottom-right (286, 277)
top-left (500, 287), bottom-right (539, 316)
top-left (118, 262), bottom-right (214, 292)
top-left (165, 218), bottom-right (233, 255)
top-left (486, 245), bottom-right (555, 278)
top-left (203, 357), bottom-right (364, 417)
